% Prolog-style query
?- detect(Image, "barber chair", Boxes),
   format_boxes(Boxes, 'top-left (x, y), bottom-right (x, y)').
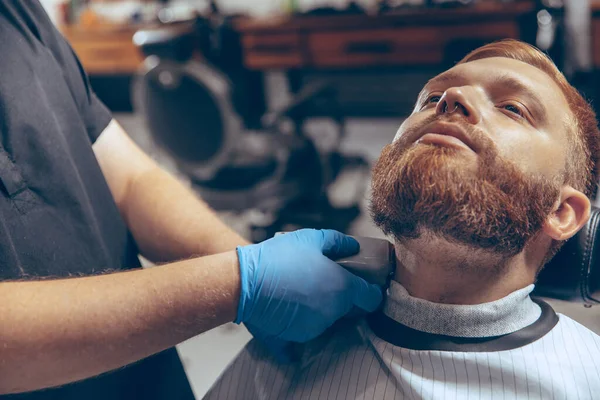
top-left (534, 206), bottom-right (600, 304)
top-left (132, 18), bottom-right (369, 242)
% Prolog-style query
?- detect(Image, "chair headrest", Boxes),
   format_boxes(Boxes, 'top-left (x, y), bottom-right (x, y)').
top-left (534, 206), bottom-right (600, 304)
top-left (133, 60), bottom-right (243, 181)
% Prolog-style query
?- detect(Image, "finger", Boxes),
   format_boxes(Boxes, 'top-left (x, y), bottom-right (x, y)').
top-left (349, 275), bottom-right (383, 312)
top-left (318, 229), bottom-right (360, 259)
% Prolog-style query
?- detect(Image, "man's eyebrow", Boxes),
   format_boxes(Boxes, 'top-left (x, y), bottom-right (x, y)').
top-left (418, 71), bottom-right (466, 102)
top-left (425, 71), bottom-right (465, 88)
top-left (417, 71), bottom-right (464, 103)
top-left (491, 73), bottom-right (548, 122)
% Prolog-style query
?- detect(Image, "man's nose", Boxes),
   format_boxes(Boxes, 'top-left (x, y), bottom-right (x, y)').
top-left (435, 87), bottom-right (481, 124)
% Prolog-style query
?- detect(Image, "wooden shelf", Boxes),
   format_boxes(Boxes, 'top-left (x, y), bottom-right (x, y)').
top-left (60, 24), bottom-right (148, 75)
top-left (235, 2), bottom-right (534, 70)
top-left (235, 1), bottom-right (534, 33)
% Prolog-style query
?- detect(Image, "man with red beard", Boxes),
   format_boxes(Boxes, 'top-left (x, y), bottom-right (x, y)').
top-left (204, 39), bottom-right (600, 399)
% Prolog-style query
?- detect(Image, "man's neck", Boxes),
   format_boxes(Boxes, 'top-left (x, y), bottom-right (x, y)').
top-left (393, 233), bottom-right (538, 305)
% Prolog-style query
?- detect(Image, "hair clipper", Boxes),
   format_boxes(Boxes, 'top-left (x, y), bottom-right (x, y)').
top-left (274, 232), bottom-right (396, 287)
top-left (333, 236), bottom-right (396, 287)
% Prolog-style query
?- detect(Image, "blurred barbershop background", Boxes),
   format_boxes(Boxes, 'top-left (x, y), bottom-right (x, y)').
top-left (41, 0), bottom-right (600, 397)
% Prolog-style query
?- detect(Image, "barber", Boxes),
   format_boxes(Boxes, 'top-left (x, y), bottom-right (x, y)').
top-left (0, 2), bottom-right (382, 398)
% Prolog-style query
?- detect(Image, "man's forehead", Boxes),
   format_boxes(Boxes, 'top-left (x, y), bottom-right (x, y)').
top-left (427, 57), bottom-right (562, 97)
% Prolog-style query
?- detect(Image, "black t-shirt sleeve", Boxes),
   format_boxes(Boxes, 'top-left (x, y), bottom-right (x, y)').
top-left (22, 1), bottom-right (112, 143)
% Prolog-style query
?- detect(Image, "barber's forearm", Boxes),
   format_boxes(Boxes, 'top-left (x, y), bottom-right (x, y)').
top-left (122, 166), bottom-right (249, 262)
top-left (0, 251), bottom-right (240, 395)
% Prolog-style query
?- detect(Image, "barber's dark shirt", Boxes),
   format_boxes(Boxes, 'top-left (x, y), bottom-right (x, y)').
top-left (0, 2), bottom-right (194, 399)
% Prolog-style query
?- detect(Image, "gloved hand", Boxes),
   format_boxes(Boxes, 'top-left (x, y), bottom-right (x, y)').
top-left (235, 229), bottom-right (383, 344)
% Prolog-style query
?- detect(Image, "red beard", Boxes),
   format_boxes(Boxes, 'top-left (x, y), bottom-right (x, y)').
top-left (370, 124), bottom-right (560, 256)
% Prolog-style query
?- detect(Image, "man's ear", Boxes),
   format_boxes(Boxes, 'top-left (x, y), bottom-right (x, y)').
top-left (542, 186), bottom-right (591, 241)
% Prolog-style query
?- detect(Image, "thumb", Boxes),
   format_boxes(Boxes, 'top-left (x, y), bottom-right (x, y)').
top-left (349, 275), bottom-right (383, 313)
top-left (318, 229), bottom-right (360, 259)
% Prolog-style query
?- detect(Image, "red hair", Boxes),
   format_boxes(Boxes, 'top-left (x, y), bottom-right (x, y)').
top-left (459, 40), bottom-right (600, 199)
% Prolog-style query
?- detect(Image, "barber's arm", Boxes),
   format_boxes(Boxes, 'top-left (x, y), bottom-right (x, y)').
top-left (0, 228), bottom-right (381, 394)
top-left (93, 119), bottom-right (249, 261)
top-left (0, 251), bottom-right (240, 394)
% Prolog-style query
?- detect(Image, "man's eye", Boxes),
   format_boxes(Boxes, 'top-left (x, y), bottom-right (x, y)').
top-left (503, 104), bottom-right (523, 116)
top-left (428, 95), bottom-right (442, 104)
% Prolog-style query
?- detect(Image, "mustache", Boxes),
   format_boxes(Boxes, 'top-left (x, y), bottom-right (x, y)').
top-left (396, 114), bottom-right (498, 158)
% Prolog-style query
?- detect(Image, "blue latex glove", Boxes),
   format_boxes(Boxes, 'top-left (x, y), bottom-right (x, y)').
top-left (235, 229), bottom-right (383, 345)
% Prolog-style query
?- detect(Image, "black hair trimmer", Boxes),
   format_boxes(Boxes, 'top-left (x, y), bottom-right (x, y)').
top-left (274, 233), bottom-right (396, 286)
top-left (334, 236), bottom-right (396, 287)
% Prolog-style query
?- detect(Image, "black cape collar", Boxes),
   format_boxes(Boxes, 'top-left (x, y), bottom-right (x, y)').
top-left (367, 298), bottom-right (558, 352)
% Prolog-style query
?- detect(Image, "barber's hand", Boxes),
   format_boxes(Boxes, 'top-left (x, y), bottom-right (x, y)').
top-left (235, 229), bottom-right (383, 343)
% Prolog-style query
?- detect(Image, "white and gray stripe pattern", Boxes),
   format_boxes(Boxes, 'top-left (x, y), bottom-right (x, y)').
top-left (204, 315), bottom-right (600, 399)
top-left (205, 282), bottom-right (600, 400)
